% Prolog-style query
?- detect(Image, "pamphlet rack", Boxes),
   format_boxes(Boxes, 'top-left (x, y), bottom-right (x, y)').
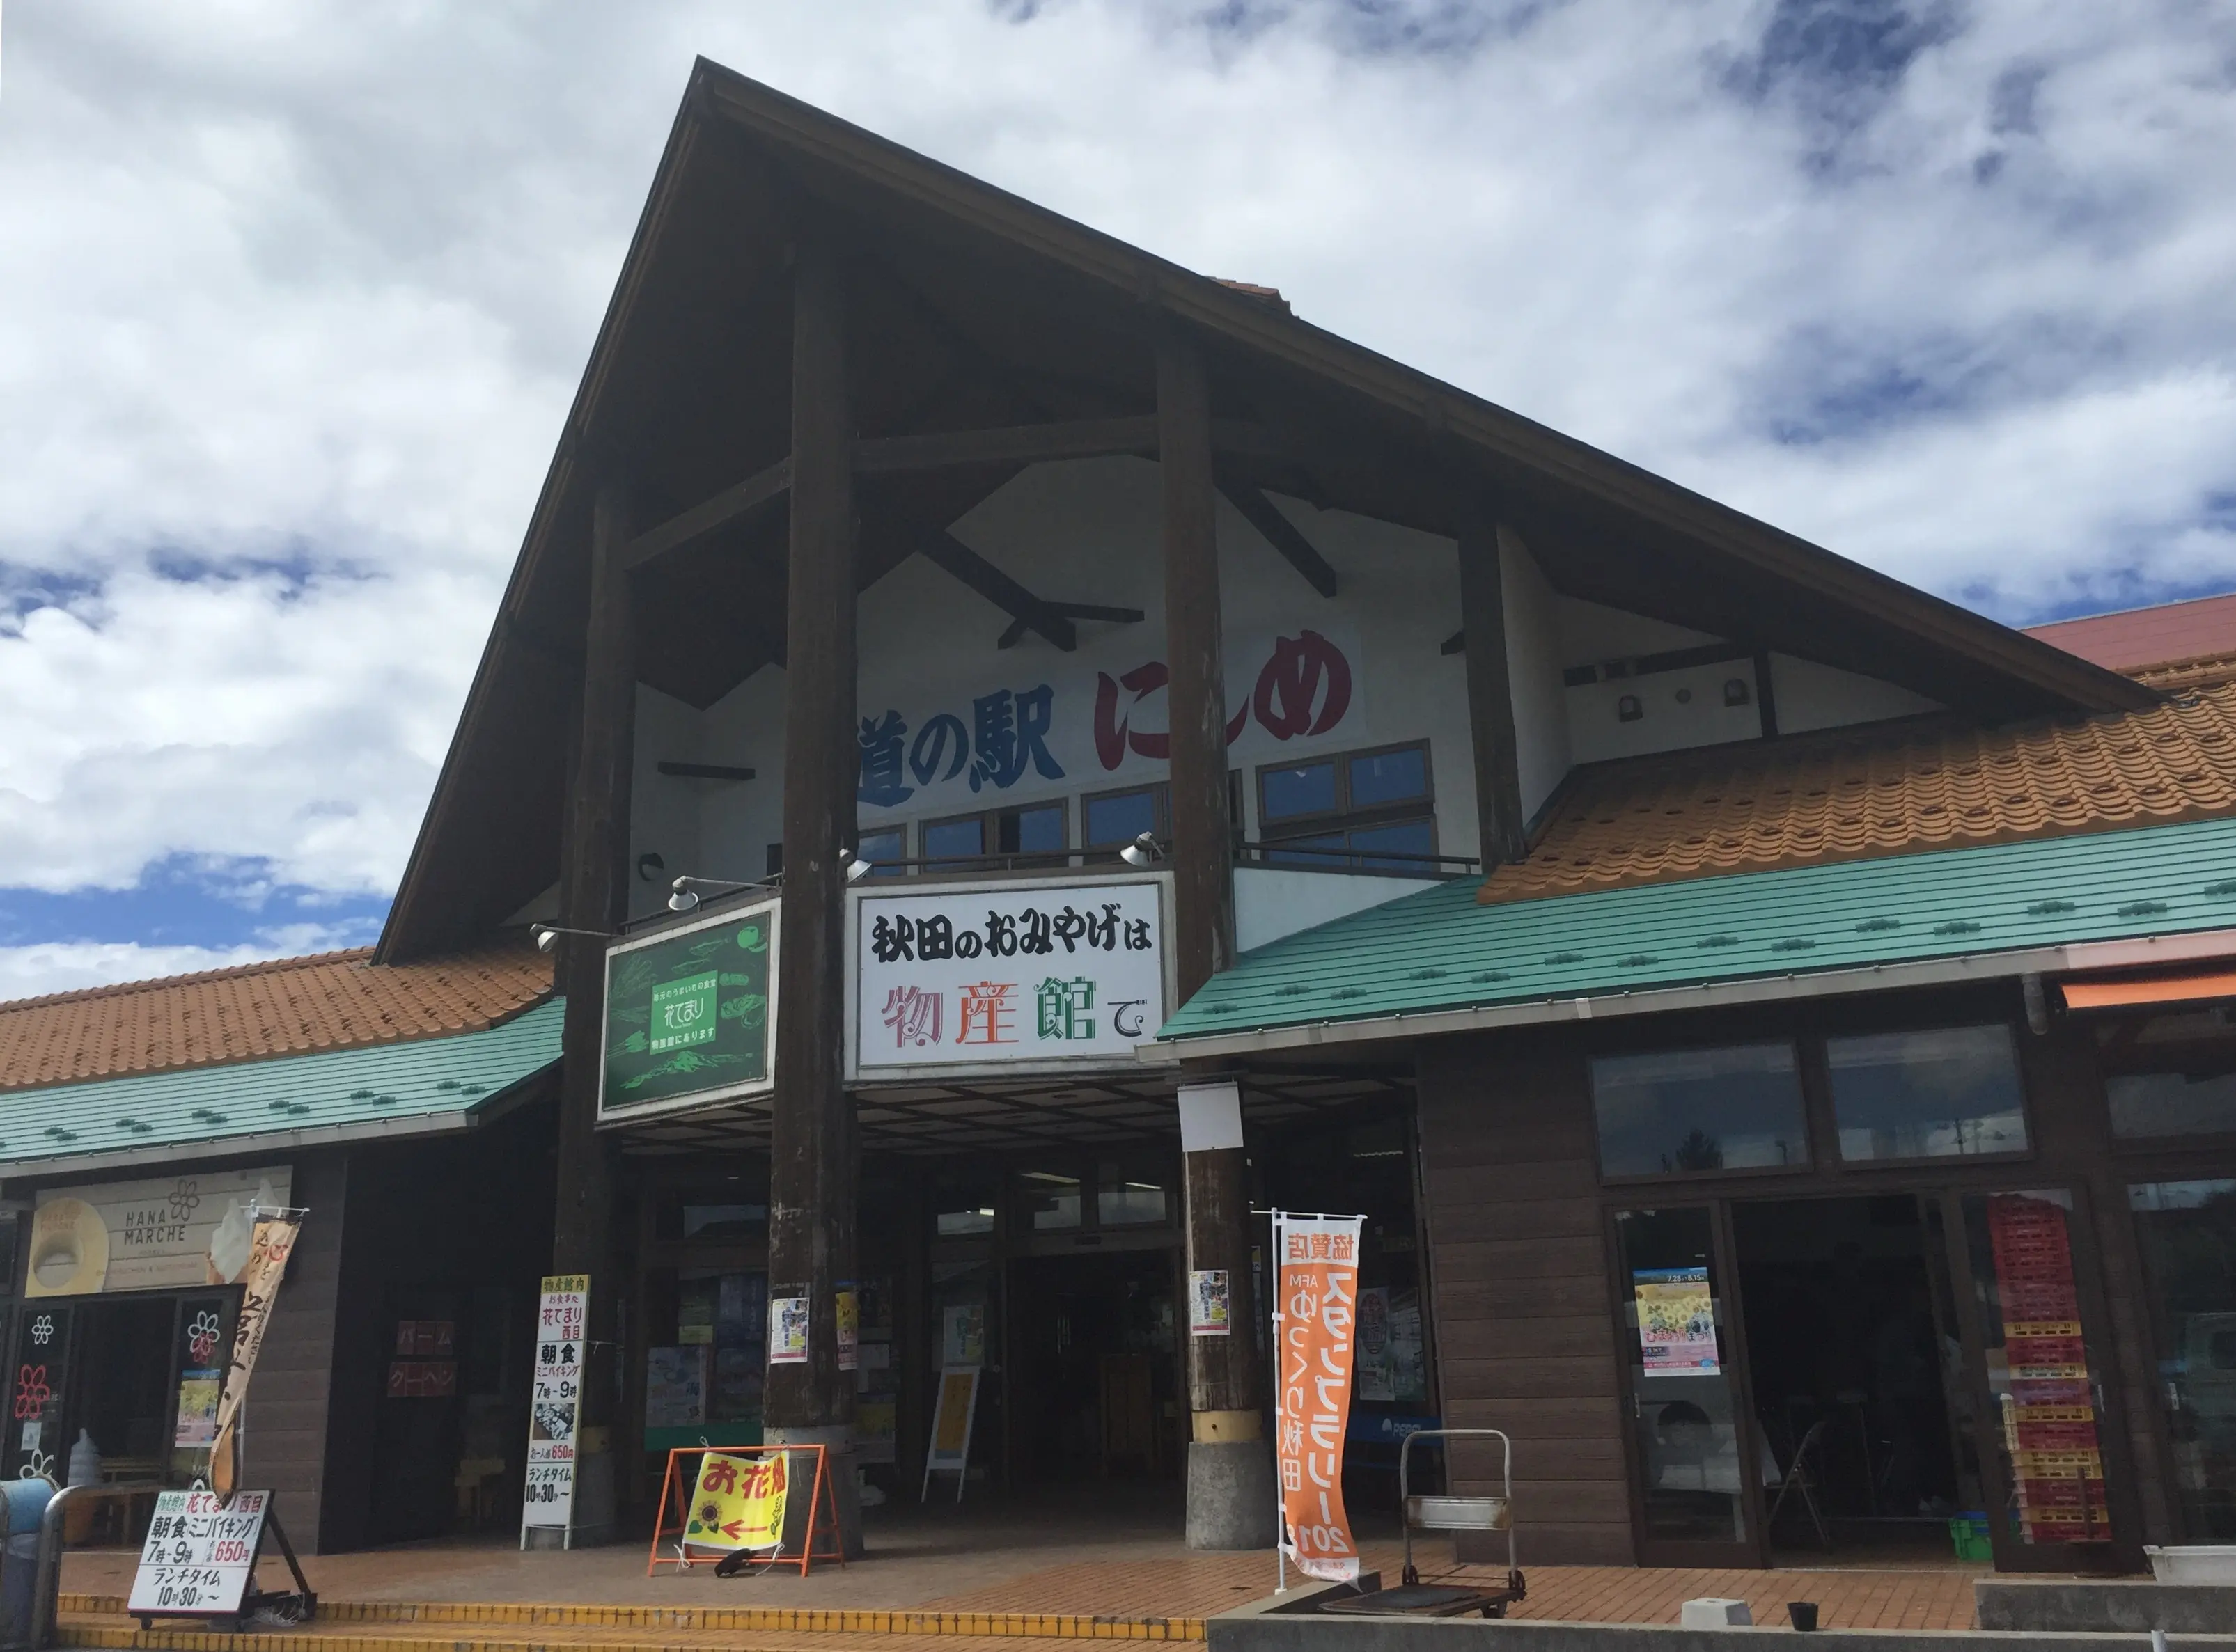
top-left (645, 1442), bottom-right (845, 1578)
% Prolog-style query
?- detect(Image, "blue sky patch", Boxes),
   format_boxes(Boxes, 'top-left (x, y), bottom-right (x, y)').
top-left (0, 853), bottom-right (388, 952)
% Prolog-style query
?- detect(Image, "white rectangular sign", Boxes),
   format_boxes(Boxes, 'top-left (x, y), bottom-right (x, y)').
top-left (521, 1275), bottom-right (586, 1533)
top-left (848, 875), bottom-right (1170, 1079)
top-left (26, 1167), bottom-right (292, 1298)
top-left (128, 1488), bottom-right (267, 1617)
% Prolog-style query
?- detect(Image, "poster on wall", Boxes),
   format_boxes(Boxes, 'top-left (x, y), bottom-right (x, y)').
top-left (1189, 1270), bottom-right (1231, 1337)
top-left (849, 875), bottom-right (1170, 1080)
top-left (939, 1303), bottom-right (985, 1367)
top-left (1273, 1211), bottom-right (1366, 1583)
top-left (24, 1168), bottom-right (292, 1298)
top-left (599, 902), bottom-right (779, 1124)
top-left (768, 1291), bottom-right (809, 1366)
top-left (1634, 1267), bottom-right (1719, 1377)
top-left (520, 1275), bottom-right (588, 1537)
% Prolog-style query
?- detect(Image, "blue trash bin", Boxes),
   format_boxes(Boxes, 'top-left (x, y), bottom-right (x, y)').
top-left (1, 1479), bottom-right (56, 1650)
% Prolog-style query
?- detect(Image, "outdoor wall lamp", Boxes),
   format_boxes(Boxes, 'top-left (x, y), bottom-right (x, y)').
top-left (666, 851), bottom-right (866, 913)
top-left (529, 923), bottom-right (609, 954)
top-left (1119, 832), bottom-right (1164, 869)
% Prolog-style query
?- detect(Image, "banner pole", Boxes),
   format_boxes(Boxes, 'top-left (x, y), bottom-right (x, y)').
top-left (1271, 1209), bottom-right (1285, 1596)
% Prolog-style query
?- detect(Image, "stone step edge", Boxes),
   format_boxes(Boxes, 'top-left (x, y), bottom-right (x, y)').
top-left (56, 1598), bottom-right (1205, 1642)
top-left (57, 1633), bottom-right (1162, 1652)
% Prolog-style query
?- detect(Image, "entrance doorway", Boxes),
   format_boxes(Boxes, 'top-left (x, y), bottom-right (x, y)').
top-left (1007, 1251), bottom-right (1179, 1481)
top-left (1732, 1197), bottom-right (1972, 1559)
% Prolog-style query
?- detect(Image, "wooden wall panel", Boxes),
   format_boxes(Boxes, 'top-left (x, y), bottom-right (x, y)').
top-left (1416, 1032), bottom-right (1632, 1566)
top-left (240, 1151), bottom-right (346, 1551)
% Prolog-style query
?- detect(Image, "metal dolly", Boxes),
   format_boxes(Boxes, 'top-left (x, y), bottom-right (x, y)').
top-left (1320, 1428), bottom-right (1526, 1620)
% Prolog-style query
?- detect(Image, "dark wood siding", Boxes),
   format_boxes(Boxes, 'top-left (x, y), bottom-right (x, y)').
top-left (239, 1151), bottom-right (346, 1551)
top-left (1415, 1032), bottom-right (1633, 1565)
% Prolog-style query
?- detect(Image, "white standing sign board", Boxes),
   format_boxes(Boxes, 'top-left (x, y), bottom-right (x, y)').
top-left (848, 874), bottom-right (1172, 1081)
top-left (521, 1273), bottom-right (588, 1541)
top-left (128, 1490), bottom-right (268, 1618)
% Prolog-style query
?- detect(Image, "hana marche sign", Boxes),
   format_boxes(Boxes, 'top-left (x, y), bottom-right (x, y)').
top-left (600, 900), bottom-right (779, 1123)
top-left (1274, 1212), bottom-right (1365, 1583)
top-left (847, 875), bottom-right (1170, 1080)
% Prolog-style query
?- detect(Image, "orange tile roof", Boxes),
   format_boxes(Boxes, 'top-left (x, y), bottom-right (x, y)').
top-left (2132, 649), bottom-right (2236, 693)
top-left (1485, 682), bottom-right (2236, 905)
top-left (0, 943), bottom-right (553, 1092)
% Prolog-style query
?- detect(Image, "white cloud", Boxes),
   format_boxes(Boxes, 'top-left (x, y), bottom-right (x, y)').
top-left (0, 0), bottom-right (2233, 991)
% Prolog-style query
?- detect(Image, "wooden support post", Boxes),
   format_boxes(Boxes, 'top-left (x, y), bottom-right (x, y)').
top-left (547, 481), bottom-right (634, 1545)
top-left (766, 226), bottom-right (863, 1555)
top-left (1161, 331), bottom-right (1274, 1549)
top-left (1159, 331), bottom-right (1236, 998)
top-left (1455, 498), bottom-right (1528, 870)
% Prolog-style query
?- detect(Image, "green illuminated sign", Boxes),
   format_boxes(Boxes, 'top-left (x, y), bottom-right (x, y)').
top-left (599, 902), bottom-right (778, 1120)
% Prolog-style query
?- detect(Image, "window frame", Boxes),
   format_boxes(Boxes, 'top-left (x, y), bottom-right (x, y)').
top-left (1254, 739), bottom-right (1437, 868)
top-left (2090, 1008), bottom-right (2236, 1151)
top-left (919, 798), bottom-right (1072, 869)
top-left (1588, 1037), bottom-right (1816, 1186)
top-left (1081, 782), bottom-right (1171, 850)
top-left (1820, 1020), bottom-right (2035, 1169)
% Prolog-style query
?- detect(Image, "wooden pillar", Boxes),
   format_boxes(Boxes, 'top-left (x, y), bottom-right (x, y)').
top-left (547, 480), bottom-right (634, 1543)
top-left (1160, 330), bottom-right (1274, 1548)
top-left (765, 223), bottom-right (862, 1550)
top-left (1455, 498), bottom-right (1528, 869)
top-left (1159, 330), bottom-right (1236, 998)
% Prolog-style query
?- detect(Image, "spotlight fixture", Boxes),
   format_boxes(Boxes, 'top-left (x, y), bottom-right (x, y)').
top-left (1120, 831), bottom-right (1164, 870)
top-left (667, 871), bottom-right (783, 914)
top-left (528, 922), bottom-right (609, 954)
top-left (841, 847), bottom-right (874, 883)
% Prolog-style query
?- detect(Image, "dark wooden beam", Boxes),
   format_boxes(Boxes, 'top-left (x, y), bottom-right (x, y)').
top-left (1457, 497), bottom-right (1528, 868)
top-left (766, 228), bottom-right (860, 1479)
top-left (623, 457), bottom-right (790, 574)
top-left (916, 531), bottom-right (1077, 650)
top-left (656, 760), bottom-right (756, 781)
top-left (852, 415), bottom-right (1283, 474)
top-left (1219, 480), bottom-right (1337, 598)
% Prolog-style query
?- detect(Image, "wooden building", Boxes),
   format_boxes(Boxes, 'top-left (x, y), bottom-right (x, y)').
top-left (7, 58), bottom-right (2236, 1568)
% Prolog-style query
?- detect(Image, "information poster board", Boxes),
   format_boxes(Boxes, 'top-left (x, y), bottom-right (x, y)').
top-left (920, 1365), bottom-right (983, 1502)
top-left (521, 1274), bottom-right (587, 1537)
top-left (1634, 1266), bottom-right (1719, 1376)
top-left (127, 1489), bottom-right (267, 1618)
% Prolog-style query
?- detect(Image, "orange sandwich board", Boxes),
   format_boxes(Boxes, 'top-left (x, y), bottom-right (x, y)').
top-left (646, 1443), bottom-right (845, 1577)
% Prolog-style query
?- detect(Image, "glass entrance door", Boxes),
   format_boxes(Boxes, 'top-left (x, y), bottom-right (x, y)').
top-left (1613, 1204), bottom-right (1764, 1565)
top-left (2127, 1178), bottom-right (2236, 1543)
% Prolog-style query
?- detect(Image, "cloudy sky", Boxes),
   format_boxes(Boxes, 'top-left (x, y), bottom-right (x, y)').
top-left (1, 0), bottom-right (2233, 998)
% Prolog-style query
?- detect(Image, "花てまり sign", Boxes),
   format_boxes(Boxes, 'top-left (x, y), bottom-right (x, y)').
top-left (521, 1275), bottom-right (588, 1534)
top-left (127, 1489), bottom-right (269, 1618)
top-left (848, 876), bottom-right (1168, 1078)
top-left (600, 902), bottom-right (779, 1123)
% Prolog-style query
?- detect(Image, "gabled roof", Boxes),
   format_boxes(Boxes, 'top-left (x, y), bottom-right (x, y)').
top-left (0, 998), bottom-right (563, 1181)
top-left (376, 59), bottom-right (2148, 963)
top-left (2028, 591), bottom-right (2236, 673)
top-left (0, 945), bottom-right (551, 1093)
top-left (1157, 814), bottom-right (2236, 1055)
top-left (1489, 684), bottom-right (2236, 905)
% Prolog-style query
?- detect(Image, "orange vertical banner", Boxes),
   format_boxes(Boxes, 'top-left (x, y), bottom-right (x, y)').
top-left (1274, 1213), bottom-right (1365, 1582)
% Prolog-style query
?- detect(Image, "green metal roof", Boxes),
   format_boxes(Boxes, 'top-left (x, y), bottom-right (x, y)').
top-left (1158, 815), bottom-right (2236, 1049)
top-left (0, 998), bottom-right (563, 1180)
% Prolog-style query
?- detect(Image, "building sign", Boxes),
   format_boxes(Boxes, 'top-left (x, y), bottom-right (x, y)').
top-left (522, 1274), bottom-right (587, 1534)
top-left (1634, 1267), bottom-right (1719, 1376)
top-left (24, 1168), bottom-right (291, 1299)
top-left (600, 900), bottom-right (779, 1124)
top-left (1274, 1211), bottom-right (1365, 1583)
top-left (857, 631), bottom-right (1362, 814)
top-left (847, 874), bottom-right (1168, 1080)
top-left (127, 1488), bottom-right (269, 1619)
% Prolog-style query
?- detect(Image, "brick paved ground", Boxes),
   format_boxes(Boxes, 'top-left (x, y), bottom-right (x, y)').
top-left (56, 1489), bottom-right (1999, 1636)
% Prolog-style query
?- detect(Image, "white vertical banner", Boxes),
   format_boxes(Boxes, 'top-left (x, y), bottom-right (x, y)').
top-left (1272, 1211), bottom-right (1366, 1584)
top-left (522, 1274), bottom-right (588, 1540)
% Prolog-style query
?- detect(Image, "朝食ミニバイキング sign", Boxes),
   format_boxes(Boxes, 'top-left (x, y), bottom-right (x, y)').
top-left (522, 1275), bottom-right (588, 1534)
top-left (599, 901), bottom-right (779, 1122)
top-left (847, 876), bottom-right (1168, 1080)
top-left (127, 1489), bottom-right (269, 1618)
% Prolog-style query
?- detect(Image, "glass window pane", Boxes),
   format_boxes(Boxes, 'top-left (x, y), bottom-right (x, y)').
top-left (2130, 1179), bottom-right (2236, 1539)
top-left (1019, 1169), bottom-right (1081, 1230)
top-left (1097, 1162), bottom-right (1169, 1226)
top-left (1012, 804), bottom-right (1065, 854)
top-left (935, 1203), bottom-right (996, 1238)
top-left (932, 1174), bottom-right (998, 1238)
top-left (1262, 761), bottom-right (1337, 821)
top-left (1265, 831), bottom-right (1345, 867)
top-left (1349, 747), bottom-right (1428, 809)
top-left (1590, 1042), bottom-right (1809, 1176)
top-left (923, 817), bottom-right (984, 867)
top-left (1347, 818), bottom-right (1434, 870)
top-left (1829, 1025), bottom-right (2028, 1161)
top-left (1616, 1206), bottom-right (1746, 1543)
top-left (857, 828), bottom-right (905, 877)
top-left (2110, 1071), bottom-right (2236, 1138)
top-left (1085, 789), bottom-right (1157, 848)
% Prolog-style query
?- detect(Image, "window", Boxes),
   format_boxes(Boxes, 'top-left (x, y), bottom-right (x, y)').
top-left (2097, 1009), bottom-right (2236, 1138)
top-left (1590, 1042), bottom-right (1809, 1177)
top-left (1827, 1025), bottom-right (2028, 1161)
top-left (1084, 783), bottom-right (1168, 850)
top-left (923, 801), bottom-right (1068, 870)
top-left (1096, 1161), bottom-right (1170, 1226)
top-left (1019, 1167), bottom-right (1082, 1229)
top-left (855, 826), bottom-right (907, 878)
top-left (1257, 742), bottom-right (1436, 871)
top-left (2129, 1179), bottom-right (2236, 1538)
top-left (932, 1174), bottom-right (999, 1238)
